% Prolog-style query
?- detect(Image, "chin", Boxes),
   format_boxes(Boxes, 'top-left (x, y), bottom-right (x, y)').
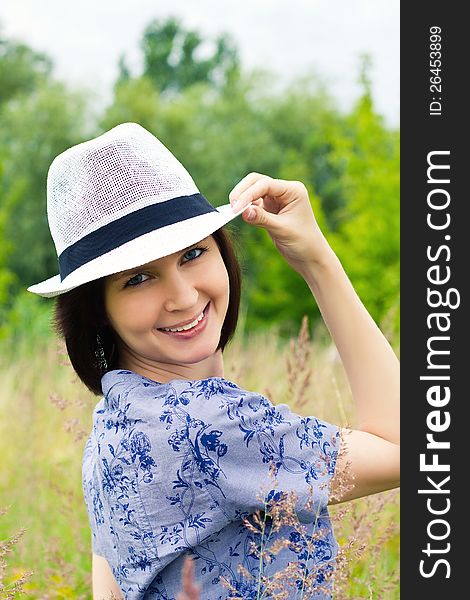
top-left (179, 345), bottom-right (219, 365)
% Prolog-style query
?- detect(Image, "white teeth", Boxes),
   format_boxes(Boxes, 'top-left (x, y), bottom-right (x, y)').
top-left (162, 310), bottom-right (205, 332)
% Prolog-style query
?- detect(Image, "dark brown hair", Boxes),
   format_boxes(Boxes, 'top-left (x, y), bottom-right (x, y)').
top-left (54, 227), bottom-right (242, 395)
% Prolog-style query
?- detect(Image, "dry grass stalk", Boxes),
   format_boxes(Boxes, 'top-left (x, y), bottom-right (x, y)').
top-left (220, 461), bottom-right (339, 599)
top-left (0, 507), bottom-right (34, 600)
top-left (327, 427), bottom-right (355, 505)
top-left (32, 536), bottom-right (88, 600)
top-left (322, 420), bottom-right (398, 598)
top-left (329, 468), bottom-right (399, 599)
top-left (63, 417), bottom-right (89, 442)
top-left (286, 315), bottom-right (313, 410)
top-left (333, 489), bottom-right (400, 598)
top-left (48, 392), bottom-right (69, 411)
top-left (0, 320), bottom-right (398, 598)
top-left (49, 392), bottom-right (88, 412)
top-left (329, 371), bottom-right (350, 434)
top-left (49, 388), bottom-right (90, 442)
top-left (56, 339), bottom-right (72, 368)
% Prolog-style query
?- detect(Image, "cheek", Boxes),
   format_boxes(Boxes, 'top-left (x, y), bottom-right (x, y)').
top-left (212, 262), bottom-right (230, 309)
top-left (104, 288), bottom-right (156, 337)
top-left (103, 286), bottom-right (119, 330)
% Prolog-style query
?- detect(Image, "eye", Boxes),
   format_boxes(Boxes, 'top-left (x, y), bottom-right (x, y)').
top-left (124, 273), bottom-right (150, 287)
top-left (182, 246), bottom-right (208, 263)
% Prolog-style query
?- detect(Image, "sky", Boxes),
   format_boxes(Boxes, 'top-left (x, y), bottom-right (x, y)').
top-left (0, 0), bottom-right (399, 126)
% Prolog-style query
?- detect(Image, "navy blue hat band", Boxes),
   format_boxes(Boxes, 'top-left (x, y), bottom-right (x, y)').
top-left (58, 193), bottom-right (216, 280)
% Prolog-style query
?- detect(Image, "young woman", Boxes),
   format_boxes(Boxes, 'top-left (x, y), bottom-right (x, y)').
top-left (28, 123), bottom-right (399, 599)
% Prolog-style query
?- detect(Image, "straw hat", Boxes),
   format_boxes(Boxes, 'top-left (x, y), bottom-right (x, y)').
top-left (27, 122), bottom-right (247, 297)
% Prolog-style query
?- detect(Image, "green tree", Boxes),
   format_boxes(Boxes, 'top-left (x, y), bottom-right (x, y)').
top-left (0, 28), bottom-right (399, 342)
top-left (0, 82), bottom-right (89, 291)
top-left (0, 34), bottom-right (55, 306)
top-left (0, 34), bottom-right (52, 105)
top-left (103, 49), bottom-right (399, 336)
top-left (328, 60), bottom-right (400, 333)
top-left (118, 16), bottom-right (240, 94)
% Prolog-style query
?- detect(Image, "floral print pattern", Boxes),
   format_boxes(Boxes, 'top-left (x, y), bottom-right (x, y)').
top-left (82, 370), bottom-right (340, 599)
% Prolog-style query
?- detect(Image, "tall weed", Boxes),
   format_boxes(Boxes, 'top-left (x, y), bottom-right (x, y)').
top-left (0, 317), bottom-right (399, 598)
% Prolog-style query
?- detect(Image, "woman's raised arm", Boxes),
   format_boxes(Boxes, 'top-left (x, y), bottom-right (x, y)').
top-left (297, 251), bottom-right (400, 503)
top-left (229, 173), bottom-right (400, 503)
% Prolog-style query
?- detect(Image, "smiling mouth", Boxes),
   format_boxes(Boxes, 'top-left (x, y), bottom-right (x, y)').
top-left (157, 302), bottom-right (210, 333)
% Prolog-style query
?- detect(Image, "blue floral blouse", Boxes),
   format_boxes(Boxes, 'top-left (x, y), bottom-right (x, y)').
top-left (82, 370), bottom-right (340, 599)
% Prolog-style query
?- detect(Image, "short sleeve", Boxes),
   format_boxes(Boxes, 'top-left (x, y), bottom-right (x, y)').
top-left (124, 376), bottom-right (340, 525)
top-left (213, 398), bottom-right (339, 521)
top-left (186, 383), bottom-right (341, 522)
top-left (91, 531), bottom-right (105, 556)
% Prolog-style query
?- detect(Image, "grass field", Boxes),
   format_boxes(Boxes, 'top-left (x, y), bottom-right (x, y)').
top-left (0, 317), bottom-right (399, 599)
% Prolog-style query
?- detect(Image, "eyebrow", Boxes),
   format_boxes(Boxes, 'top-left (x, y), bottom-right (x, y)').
top-left (109, 238), bottom-right (210, 281)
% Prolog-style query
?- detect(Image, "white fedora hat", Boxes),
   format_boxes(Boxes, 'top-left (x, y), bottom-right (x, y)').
top-left (27, 122), bottom-right (248, 297)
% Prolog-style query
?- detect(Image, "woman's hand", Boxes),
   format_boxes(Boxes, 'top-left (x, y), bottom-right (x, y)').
top-left (229, 172), bottom-right (335, 274)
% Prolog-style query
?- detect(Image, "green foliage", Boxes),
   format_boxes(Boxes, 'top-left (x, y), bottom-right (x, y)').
top-left (102, 68), bottom-right (356, 335)
top-left (0, 35), bottom-right (52, 104)
top-left (0, 290), bottom-right (52, 345)
top-left (118, 16), bottom-right (240, 94)
top-left (328, 91), bottom-right (400, 333)
top-left (103, 76), bottom-right (162, 131)
top-left (0, 82), bottom-right (89, 293)
top-left (0, 23), bottom-right (399, 342)
top-left (0, 153), bottom-right (16, 305)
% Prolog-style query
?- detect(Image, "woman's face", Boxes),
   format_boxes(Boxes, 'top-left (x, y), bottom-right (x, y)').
top-left (103, 235), bottom-right (230, 379)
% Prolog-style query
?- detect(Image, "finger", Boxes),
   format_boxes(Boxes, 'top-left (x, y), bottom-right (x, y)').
top-left (242, 204), bottom-right (283, 233)
top-left (229, 172), bottom-right (266, 204)
top-left (251, 196), bottom-right (279, 212)
top-left (259, 195), bottom-right (280, 213)
top-left (233, 177), bottom-right (290, 213)
top-left (181, 556), bottom-right (200, 598)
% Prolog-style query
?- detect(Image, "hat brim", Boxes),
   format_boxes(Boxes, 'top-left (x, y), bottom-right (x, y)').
top-left (28, 202), bottom-right (250, 297)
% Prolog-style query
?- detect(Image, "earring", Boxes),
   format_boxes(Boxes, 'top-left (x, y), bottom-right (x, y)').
top-left (95, 332), bottom-right (108, 372)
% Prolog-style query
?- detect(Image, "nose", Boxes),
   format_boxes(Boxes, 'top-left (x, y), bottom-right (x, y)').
top-left (162, 271), bottom-right (199, 313)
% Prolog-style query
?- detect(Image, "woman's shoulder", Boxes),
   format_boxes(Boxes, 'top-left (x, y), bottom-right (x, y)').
top-left (93, 370), bottom-right (259, 449)
top-left (101, 369), bottom-right (163, 399)
top-left (102, 369), bottom-right (245, 393)
top-left (99, 369), bottom-right (253, 412)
